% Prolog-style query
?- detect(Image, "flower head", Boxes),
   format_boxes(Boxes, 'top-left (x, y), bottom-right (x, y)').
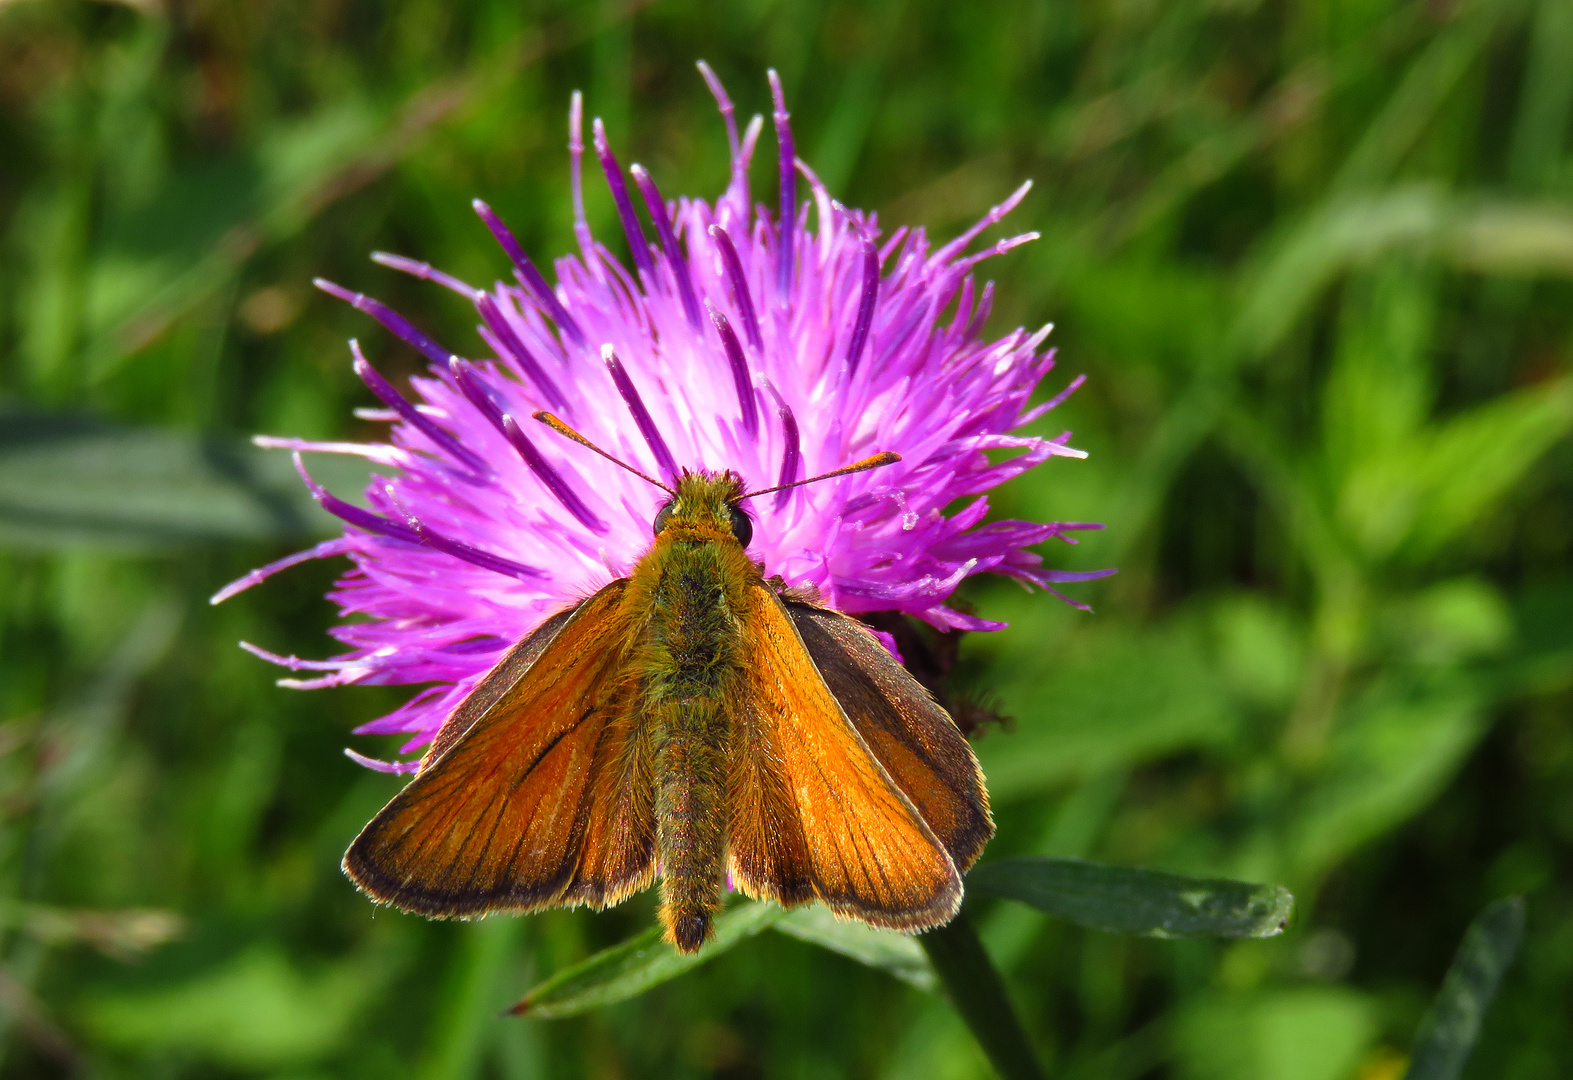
top-left (219, 66), bottom-right (1108, 772)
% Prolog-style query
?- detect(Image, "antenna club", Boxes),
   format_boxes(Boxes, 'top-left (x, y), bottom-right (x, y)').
top-left (737, 449), bottom-right (902, 501)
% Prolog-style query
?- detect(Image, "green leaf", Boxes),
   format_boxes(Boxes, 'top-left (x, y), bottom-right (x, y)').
top-left (774, 906), bottom-right (937, 991)
top-left (1233, 189), bottom-right (1573, 362)
top-left (77, 98), bottom-right (388, 383)
top-left (967, 857), bottom-right (1293, 938)
top-left (0, 903), bottom-right (183, 959)
top-left (1208, 595), bottom-right (1307, 710)
top-left (1331, 374), bottom-right (1573, 561)
top-left (919, 913), bottom-right (1046, 1080)
top-left (1445, 202), bottom-right (1573, 276)
top-left (1404, 897), bottom-right (1525, 1080)
top-left (80, 944), bottom-right (390, 1069)
top-left (1503, 581), bottom-right (1573, 695)
top-left (1319, 262), bottom-right (1438, 488)
top-left (0, 413), bottom-right (370, 549)
top-left (1507, 0), bottom-right (1573, 189)
top-left (1232, 186), bottom-right (1448, 360)
top-left (1175, 987), bottom-right (1377, 1080)
top-left (1285, 680), bottom-right (1484, 881)
top-left (1332, 7), bottom-right (1498, 193)
top-left (512, 902), bottom-right (785, 1019)
top-left (978, 623), bottom-right (1237, 801)
top-left (1396, 376), bottom-right (1573, 561)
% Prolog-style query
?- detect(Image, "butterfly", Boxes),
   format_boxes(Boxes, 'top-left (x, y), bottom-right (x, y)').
top-left (342, 412), bottom-right (993, 952)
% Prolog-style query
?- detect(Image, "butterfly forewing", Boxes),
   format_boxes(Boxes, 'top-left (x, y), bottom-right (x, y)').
top-left (725, 584), bottom-right (963, 930)
top-left (342, 580), bottom-right (657, 917)
top-left (422, 600), bottom-right (585, 764)
top-left (786, 601), bottom-right (993, 872)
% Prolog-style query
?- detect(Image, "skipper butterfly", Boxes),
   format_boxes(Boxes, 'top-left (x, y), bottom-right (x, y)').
top-left (342, 412), bottom-right (992, 952)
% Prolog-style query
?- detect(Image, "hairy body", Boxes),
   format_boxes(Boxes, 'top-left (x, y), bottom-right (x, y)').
top-left (628, 476), bottom-right (760, 949)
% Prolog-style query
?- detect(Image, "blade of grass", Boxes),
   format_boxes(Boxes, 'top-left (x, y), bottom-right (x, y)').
top-left (0, 413), bottom-right (371, 548)
top-left (1332, 5), bottom-right (1498, 193)
top-left (1403, 896), bottom-right (1525, 1080)
top-left (416, 918), bottom-right (525, 1080)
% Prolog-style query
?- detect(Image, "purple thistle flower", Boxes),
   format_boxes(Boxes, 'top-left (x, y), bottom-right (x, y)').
top-left (217, 66), bottom-right (1110, 772)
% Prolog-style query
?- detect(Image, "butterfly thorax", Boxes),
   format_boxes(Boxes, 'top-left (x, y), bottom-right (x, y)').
top-left (625, 470), bottom-right (760, 950)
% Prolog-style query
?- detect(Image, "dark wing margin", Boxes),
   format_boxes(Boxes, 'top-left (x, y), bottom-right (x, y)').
top-left (785, 601), bottom-right (993, 873)
top-left (342, 579), bottom-right (657, 917)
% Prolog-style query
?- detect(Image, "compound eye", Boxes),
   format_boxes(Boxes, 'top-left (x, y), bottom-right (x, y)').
top-left (727, 505), bottom-right (753, 548)
top-left (652, 501), bottom-right (674, 536)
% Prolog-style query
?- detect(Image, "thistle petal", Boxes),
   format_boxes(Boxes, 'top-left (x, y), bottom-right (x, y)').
top-left (227, 70), bottom-right (1107, 764)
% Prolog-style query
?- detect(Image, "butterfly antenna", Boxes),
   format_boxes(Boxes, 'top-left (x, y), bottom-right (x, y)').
top-left (737, 451), bottom-right (901, 501)
top-left (533, 412), bottom-right (676, 495)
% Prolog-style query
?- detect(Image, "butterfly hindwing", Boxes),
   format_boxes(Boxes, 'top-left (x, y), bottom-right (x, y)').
top-left (785, 601), bottom-right (993, 872)
top-left (559, 674), bottom-right (659, 908)
top-left (342, 579), bottom-right (657, 917)
top-left (725, 584), bottom-right (962, 930)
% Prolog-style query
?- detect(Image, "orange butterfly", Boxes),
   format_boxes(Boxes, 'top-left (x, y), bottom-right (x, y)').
top-left (342, 413), bottom-right (993, 952)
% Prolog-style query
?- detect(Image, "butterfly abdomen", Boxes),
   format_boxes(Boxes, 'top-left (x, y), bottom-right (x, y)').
top-left (638, 536), bottom-right (752, 952)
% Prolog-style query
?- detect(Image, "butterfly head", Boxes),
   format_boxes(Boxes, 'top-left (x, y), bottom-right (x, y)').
top-left (653, 471), bottom-right (753, 548)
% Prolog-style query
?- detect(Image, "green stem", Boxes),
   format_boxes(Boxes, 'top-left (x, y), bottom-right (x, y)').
top-left (919, 912), bottom-right (1046, 1080)
top-left (416, 917), bottom-right (524, 1080)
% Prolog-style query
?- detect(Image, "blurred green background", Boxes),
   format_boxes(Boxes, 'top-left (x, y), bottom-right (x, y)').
top-left (2, 0), bottom-right (1571, 1076)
